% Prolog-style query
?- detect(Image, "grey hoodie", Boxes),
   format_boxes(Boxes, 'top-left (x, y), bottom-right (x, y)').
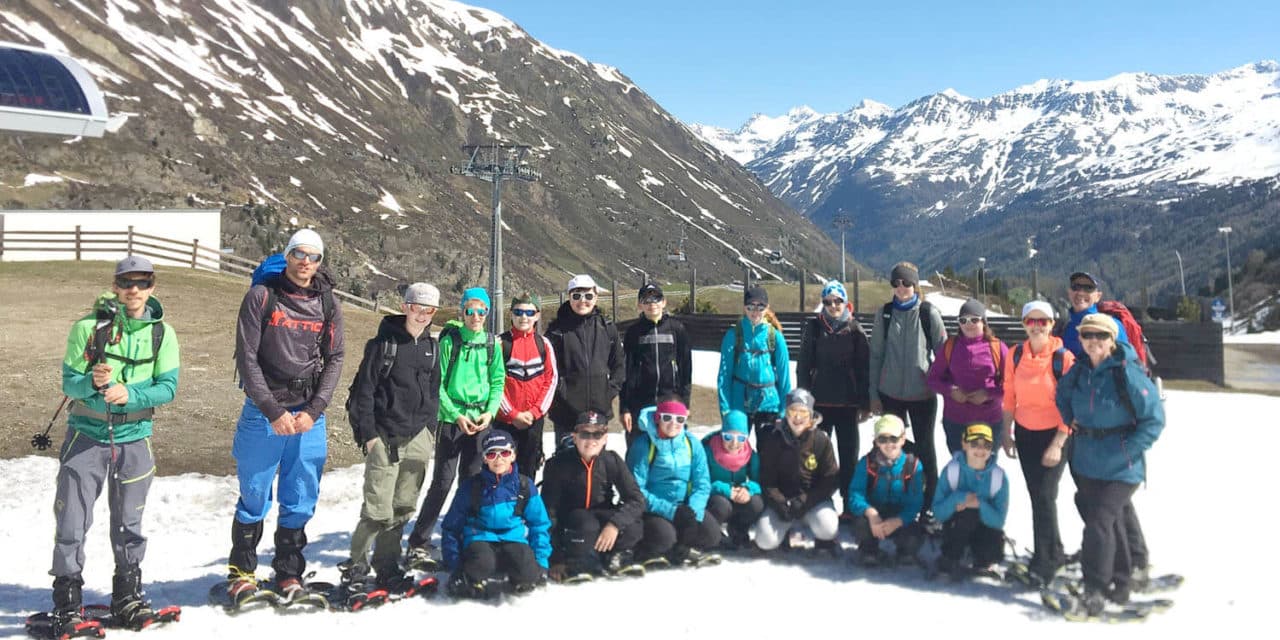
top-left (868, 299), bottom-right (946, 401)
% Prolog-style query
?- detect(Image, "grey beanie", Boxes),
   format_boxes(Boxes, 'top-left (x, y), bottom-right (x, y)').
top-left (890, 263), bottom-right (919, 285)
top-left (786, 388), bottom-right (815, 413)
top-left (959, 298), bottom-right (986, 318)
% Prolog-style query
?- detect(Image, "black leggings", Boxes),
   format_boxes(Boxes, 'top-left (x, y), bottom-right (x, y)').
top-left (940, 509), bottom-right (1004, 566)
top-left (879, 394), bottom-right (939, 512)
top-left (817, 405), bottom-right (860, 503)
top-left (1074, 476), bottom-right (1140, 592)
top-left (461, 541), bottom-right (543, 587)
top-left (705, 494), bottom-right (765, 535)
top-left (637, 512), bottom-right (721, 557)
top-left (408, 423), bottom-right (484, 549)
top-left (1014, 425), bottom-right (1068, 578)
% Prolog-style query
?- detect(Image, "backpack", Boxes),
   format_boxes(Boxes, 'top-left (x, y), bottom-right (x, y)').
top-left (500, 330), bottom-right (547, 367)
top-left (945, 461), bottom-right (1004, 498)
top-left (865, 453), bottom-right (917, 495)
top-left (344, 332), bottom-right (437, 450)
top-left (1012, 343), bottom-right (1066, 381)
top-left (1095, 300), bottom-right (1156, 372)
top-left (880, 300), bottom-right (938, 355)
top-left (469, 473), bottom-right (532, 519)
top-left (646, 430), bottom-right (697, 498)
top-left (941, 336), bottom-right (1004, 387)
top-left (234, 253), bottom-right (337, 380)
top-left (82, 297), bottom-right (165, 377)
top-left (440, 325), bottom-right (496, 391)
top-left (732, 321), bottom-right (778, 371)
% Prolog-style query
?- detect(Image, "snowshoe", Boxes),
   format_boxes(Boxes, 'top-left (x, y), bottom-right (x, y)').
top-left (604, 551), bottom-right (645, 578)
top-left (272, 577), bottom-right (329, 610)
top-left (24, 611), bottom-right (104, 640)
top-left (1041, 586), bottom-right (1173, 622)
top-left (684, 548), bottom-right (722, 568)
top-left (82, 604), bottom-right (181, 631)
top-left (639, 555), bottom-right (672, 571)
top-left (207, 578), bottom-right (278, 612)
top-left (556, 572), bottom-right (595, 585)
top-left (405, 546), bottom-right (441, 573)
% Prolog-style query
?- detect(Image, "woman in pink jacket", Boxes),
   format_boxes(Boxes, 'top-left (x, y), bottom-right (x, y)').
top-left (927, 298), bottom-right (1009, 456)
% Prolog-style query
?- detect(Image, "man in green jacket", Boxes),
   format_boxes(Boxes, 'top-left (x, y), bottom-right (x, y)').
top-left (49, 256), bottom-right (180, 637)
top-left (406, 287), bottom-right (505, 568)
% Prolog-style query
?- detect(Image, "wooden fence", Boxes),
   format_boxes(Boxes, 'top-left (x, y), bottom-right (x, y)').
top-left (620, 312), bottom-right (1224, 385)
top-left (0, 224), bottom-right (387, 313)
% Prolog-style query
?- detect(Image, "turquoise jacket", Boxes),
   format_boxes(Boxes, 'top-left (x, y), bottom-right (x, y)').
top-left (626, 406), bottom-right (711, 520)
top-left (701, 431), bottom-right (761, 498)
top-left (933, 451), bottom-right (1010, 530)
top-left (1055, 341), bottom-right (1163, 484)
top-left (717, 318), bottom-right (791, 415)
top-left (62, 293), bottom-right (180, 444)
top-left (847, 452), bottom-right (924, 523)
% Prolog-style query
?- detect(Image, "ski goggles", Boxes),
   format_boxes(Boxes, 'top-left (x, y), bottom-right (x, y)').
top-left (288, 248), bottom-right (323, 263)
top-left (574, 429), bottom-right (608, 441)
top-left (1022, 317), bottom-right (1051, 327)
top-left (721, 432), bottom-right (748, 444)
top-left (658, 413), bottom-right (687, 425)
top-left (483, 448), bottom-right (515, 461)
top-left (114, 276), bottom-right (154, 290)
top-left (570, 291), bottom-right (596, 301)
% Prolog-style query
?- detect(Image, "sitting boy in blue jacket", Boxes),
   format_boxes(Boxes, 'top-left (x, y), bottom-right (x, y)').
top-left (933, 423), bottom-right (1010, 578)
top-left (441, 431), bottom-right (551, 598)
top-left (626, 399), bottom-right (721, 567)
top-left (848, 415), bottom-right (926, 566)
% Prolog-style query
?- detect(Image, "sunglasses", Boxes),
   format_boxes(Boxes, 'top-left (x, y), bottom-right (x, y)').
top-left (721, 432), bottom-right (748, 444)
top-left (966, 439), bottom-right (994, 450)
top-left (1079, 331), bottom-right (1112, 341)
top-left (658, 413), bottom-right (687, 425)
top-left (1023, 317), bottom-right (1051, 327)
top-left (745, 302), bottom-right (767, 311)
top-left (575, 429), bottom-right (608, 441)
top-left (288, 248), bottom-right (323, 263)
top-left (114, 276), bottom-right (154, 290)
top-left (465, 308), bottom-right (489, 316)
top-left (570, 291), bottom-right (596, 301)
top-left (875, 434), bottom-right (902, 445)
top-left (407, 303), bottom-right (437, 314)
top-left (890, 279), bottom-right (916, 288)
top-left (821, 298), bottom-right (845, 306)
top-left (1070, 283), bottom-right (1097, 293)
top-left (483, 449), bottom-right (515, 461)
top-left (785, 408), bottom-right (811, 420)
top-left (957, 316), bottom-right (983, 325)
top-left (512, 308), bottom-right (538, 317)
top-left (640, 296), bottom-right (664, 304)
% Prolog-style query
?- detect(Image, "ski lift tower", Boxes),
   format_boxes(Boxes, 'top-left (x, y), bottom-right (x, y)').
top-left (832, 212), bottom-right (853, 283)
top-left (451, 142), bottom-right (540, 334)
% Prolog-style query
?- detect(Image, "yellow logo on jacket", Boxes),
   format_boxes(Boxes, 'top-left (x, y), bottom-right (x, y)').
top-left (804, 454), bottom-right (818, 471)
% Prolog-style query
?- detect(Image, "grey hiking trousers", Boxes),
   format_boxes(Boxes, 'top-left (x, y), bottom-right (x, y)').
top-left (51, 428), bottom-right (156, 577)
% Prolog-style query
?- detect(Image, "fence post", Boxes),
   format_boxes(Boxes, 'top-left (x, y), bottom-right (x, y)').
top-left (689, 267), bottom-right (697, 315)
top-left (75, 225), bottom-right (82, 261)
top-left (799, 274), bottom-right (806, 312)
top-left (854, 268), bottom-right (860, 313)
top-left (127, 225), bottom-right (134, 255)
top-left (611, 279), bottom-right (618, 321)
top-left (191, 238), bottom-right (199, 268)
top-left (0, 214), bottom-right (5, 261)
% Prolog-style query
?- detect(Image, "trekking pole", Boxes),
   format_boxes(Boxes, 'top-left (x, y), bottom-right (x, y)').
top-left (32, 396), bottom-right (70, 451)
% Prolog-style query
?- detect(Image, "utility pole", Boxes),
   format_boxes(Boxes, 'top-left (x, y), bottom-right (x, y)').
top-left (451, 142), bottom-right (540, 334)
top-left (1174, 249), bottom-right (1187, 297)
top-left (1219, 227), bottom-right (1235, 331)
top-left (832, 212), bottom-right (853, 284)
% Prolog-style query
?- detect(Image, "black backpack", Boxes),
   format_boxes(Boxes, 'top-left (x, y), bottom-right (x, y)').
top-left (1012, 343), bottom-right (1066, 381)
top-left (440, 325), bottom-right (496, 390)
top-left (469, 473), bottom-right (532, 518)
top-left (500, 330), bottom-right (547, 366)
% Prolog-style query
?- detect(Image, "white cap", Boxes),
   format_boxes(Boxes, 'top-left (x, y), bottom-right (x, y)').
top-left (1021, 300), bottom-right (1055, 319)
top-left (566, 274), bottom-right (598, 292)
top-left (285, 229), bottom-right (324, 256)
top-left (403, 282), bottom-right (440, 307)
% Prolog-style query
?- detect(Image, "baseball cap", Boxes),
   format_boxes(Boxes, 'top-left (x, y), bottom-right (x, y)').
top-left (114, 255), bottom-right (155, 276)
top-left (567, 274), bottom-right (598, 292)
top-left (481, 430), bottom-right (515, 453)
top-left (574, 410), bottom-right (609, 427)
top-left (403, 282), bottom-right (440, 307)
top-left (873, 414), bottom-right (906, 438)
top-left (638, 283), bottom-right (664, 299)
top-left (963, 424), bottom-right (994, 443)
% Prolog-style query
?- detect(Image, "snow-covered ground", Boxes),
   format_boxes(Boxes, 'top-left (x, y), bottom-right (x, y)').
top-left (1223, 330), bottom-right (1280, 345)
top-left (1, 362), bottom-right (1265, 636)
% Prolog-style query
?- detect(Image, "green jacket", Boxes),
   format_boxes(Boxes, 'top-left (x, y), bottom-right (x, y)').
top-left (437, 320), bottom-right (505, 425)
top-left (61, 293), bottom-right (180, 444)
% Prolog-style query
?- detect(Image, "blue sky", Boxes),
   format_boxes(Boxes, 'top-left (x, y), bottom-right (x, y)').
top-left (469, 0), bottom-right (1280, 128)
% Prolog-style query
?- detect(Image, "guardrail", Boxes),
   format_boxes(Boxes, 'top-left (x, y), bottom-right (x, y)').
top-left (0, 224), bottom-right (390, 313)
top-left (618, 312), bottom-right (1224, 385)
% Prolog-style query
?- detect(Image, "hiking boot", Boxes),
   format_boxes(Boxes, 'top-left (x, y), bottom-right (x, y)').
top-left (603, 550), bottom-right (641, 576)
top-left (375, 569), bottom-right (418, 594)
top-left (51, 575), bottom-right (96, 638)
top-left (110, 566), bottom-right (154, 628)
top-left (1130, 565), bottom-right (1151, 591)
top-left (1107, 582), bottom-right (1131, 605)
top-left (729, 527), bottom-right (752, 550)
top-left (338, 560), bottom-right (372, 595)
top-left (226, 573), bottom-right (261, 606)
top-left (274, 577), bottom-right (305, 604)
top-left (814, 539), bottom-right (840, 556)
top-left (405, 546), bottom-right (440, 572)
top-left (445, 572), bottom-right (485, 599)
top-left (1082, 588), bottom-right (1107, 617)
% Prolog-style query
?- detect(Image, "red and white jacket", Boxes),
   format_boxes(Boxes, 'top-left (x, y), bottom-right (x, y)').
top-left (497, 327), bottom-right (558, 424)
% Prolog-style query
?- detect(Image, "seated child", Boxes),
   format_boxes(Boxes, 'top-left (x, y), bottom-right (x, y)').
top-left (703, 410), bottom-right (764, 549)
top-left (753, 389), bottom-right (840, 552)
top-left (933, 423), bottom-right (1010, 578)
top-left (848, 414), bottom-right (926, 566)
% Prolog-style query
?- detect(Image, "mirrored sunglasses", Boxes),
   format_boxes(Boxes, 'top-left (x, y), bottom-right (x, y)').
top-left (1023, 317), bottom-right (1051, 327)
top-left (721, 432), bottom-right (748, 444)
top-left (465, 307), bottom-right (489, 316)
top-left (288, 248), bottom-right (323, 263)
top-left (483, 448), bottom-right (515, 461)
top-left (512, 308), bottom-right (538, 317)
top-left (407, 303), bottom-right (437, 314)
